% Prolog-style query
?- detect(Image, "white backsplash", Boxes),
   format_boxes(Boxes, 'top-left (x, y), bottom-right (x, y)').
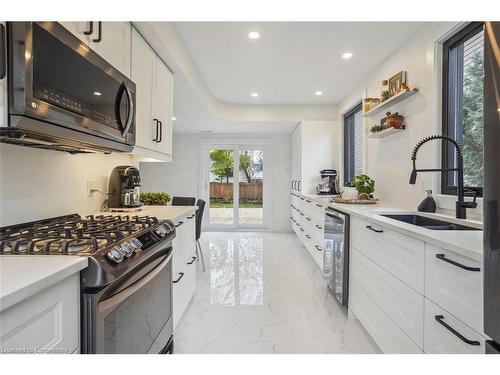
top-left (0, 143), bottom-right (136, 226)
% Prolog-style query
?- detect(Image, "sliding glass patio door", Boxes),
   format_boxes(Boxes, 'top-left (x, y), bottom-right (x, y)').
top-left (203, 144), bottom-right (267, 230)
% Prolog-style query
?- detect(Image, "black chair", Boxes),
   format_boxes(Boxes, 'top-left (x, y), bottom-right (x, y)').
top-left (171, 196), bottom-right (196, 206)
top-left (195, 199), bottom-right (206, 272)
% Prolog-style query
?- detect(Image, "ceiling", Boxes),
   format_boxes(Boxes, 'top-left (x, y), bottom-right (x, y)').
top-left (173, 22), bottom-right (424, 105)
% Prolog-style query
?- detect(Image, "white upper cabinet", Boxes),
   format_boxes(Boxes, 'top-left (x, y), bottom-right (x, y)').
top-left (130, 28), bottom-right (173, 161)
top-left (60, 22), bottom-right (131, 78)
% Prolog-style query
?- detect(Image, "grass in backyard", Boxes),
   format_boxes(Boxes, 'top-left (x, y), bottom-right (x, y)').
top-left (209, 201), bottom-right (263, 208)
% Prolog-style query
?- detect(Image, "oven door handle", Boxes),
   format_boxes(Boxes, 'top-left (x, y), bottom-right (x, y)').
top-left (98, 254), bottom-right (171, 315)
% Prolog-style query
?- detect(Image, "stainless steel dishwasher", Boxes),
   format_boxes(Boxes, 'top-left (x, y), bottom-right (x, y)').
top-left (323, 207), bottom-right (350, 306)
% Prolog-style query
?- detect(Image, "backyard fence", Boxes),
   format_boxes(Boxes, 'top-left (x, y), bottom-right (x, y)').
top-left (210, 182), bottom-right (263, 201)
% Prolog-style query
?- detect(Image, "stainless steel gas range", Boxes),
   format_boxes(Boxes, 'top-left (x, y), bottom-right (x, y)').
top-left (0, 214), bottom-right (175, 354)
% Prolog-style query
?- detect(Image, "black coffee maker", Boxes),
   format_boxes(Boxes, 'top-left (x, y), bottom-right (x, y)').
top-left (108, 166), bottom-right (143, 210)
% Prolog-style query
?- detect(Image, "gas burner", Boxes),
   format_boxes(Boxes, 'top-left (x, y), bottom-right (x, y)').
top-left (0, 213), bottom-right (166, 256)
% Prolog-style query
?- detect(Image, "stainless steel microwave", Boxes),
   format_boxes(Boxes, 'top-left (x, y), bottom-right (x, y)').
top-left (3, 22), bottom-right (135, 153)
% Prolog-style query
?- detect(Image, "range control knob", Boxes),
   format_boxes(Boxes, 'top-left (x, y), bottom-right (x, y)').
top-left (120, 242), bottom-right (134, 257)
top-left (130, 238), bottom-right (143, 252)
top-left (107, 246), bottom-right (125, 263)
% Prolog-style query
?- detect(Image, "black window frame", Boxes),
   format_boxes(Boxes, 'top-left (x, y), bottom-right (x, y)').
top-left (343, 102), bottom-right (363, 186)
top-left (441, 21), bottom-right (484, 198)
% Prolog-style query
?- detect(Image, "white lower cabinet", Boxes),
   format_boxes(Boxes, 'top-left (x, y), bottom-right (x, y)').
top-left (424, 299), bottom-right (486, 354)
top-left (290, 193), bottom-right (325, 271)
top-left (172, 214), bottom-right (197, 329)
top-left (0, 274), bottom-right (80, 354)
top-left (349, 216), bottom-right (485, 354)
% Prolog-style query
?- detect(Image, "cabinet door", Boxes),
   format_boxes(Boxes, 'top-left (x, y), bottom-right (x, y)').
top-left (153, 59), bottom-right (174, 155)
top-left (90, 22), bottom-right (131, 77)
top-left (60, 22), bottom-right (92, 45)
top-left (131, 29), bottom-right (157, 152)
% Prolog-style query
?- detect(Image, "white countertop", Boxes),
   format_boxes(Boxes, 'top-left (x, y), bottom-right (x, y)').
top-left (86, 205), bottom-right (197, 222)
top-left (302, 193), bottom-right (483, 262)
top-left (0, 256), bottom-right (88, 312)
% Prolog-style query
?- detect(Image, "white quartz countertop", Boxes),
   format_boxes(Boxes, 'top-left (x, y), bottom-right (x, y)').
top-left (86, 205), bottom-right (197, 222)
top-left (0, 256), bottom-right (88, 312)
top-left (302, 193), bottom-right (483, 262)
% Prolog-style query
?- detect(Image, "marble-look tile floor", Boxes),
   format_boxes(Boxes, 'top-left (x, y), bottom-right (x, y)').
top-left (175, 232), bottom-right (381, 354)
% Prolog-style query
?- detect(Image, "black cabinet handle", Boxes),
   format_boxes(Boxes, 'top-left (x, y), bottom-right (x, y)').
top-left (435, 254), bottom-right (480, 272)
top-left (300, 213), bottom-right (304, 216)
top-left (187, 215), bottom-right (195, 219)
top-left (306, 234), bottom-right (311, 239)
top-left (315, 224), bottom-right (323, 229)
top-left (92, 21), bottom-right (102, 43)
top-left (435, 315), bottom-right (480, 346)
top-left (366, 225), bottom-right (383, 233)
top-left (300, 197), bottom-right (305, 201)
top-left (84, 21), bottom-right (94, 35)
top-left (306, 217), bottom-right (311, 221)
top-left (157, 120), bottom-right (163, 142)
top-left (173, 272), bottom-right (185, 283)
top-left (306, 199), bottom-right (311, 203)
top-left (316, 203), bottom-right (323, 208)
top-left (0, 24), bottom-right (5, 80)
top-left (299, 228), bottom-right (304, 232)
top-left (315, 245), bottom-right (322, 251)
top-left (187, 256), bottom-right (196, 265)
top-left (175, 221), bottom-right (184, 227)
top-left (298, 181), bottom-right (301, 191)
top-left (295, 222), bottom-right (300, 227)
top-left (153, 119), bottom-right (159, 141)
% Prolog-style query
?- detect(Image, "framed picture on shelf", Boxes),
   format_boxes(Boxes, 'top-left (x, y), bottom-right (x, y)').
top-left (388, 71), bottom-right (407, 96)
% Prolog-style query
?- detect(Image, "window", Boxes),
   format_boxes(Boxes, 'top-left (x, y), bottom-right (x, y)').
top-left (343, 103), bottom-right (363, 185)
top-left (442, 22), bottom-right (484, 197)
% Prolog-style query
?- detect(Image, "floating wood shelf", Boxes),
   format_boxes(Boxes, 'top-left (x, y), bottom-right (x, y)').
top-left (363, 90), bottom-right (419, 118)
top-left (368, 126), bottom-right (406, 138)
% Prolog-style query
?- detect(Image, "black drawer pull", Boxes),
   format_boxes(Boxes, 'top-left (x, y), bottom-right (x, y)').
top-left (187, 215), bottom-right (195, 219)
top-left (173, 272), bottom-right (185, 283)
top-left (315, 245), bottom-right (322, 251)
top-left (306, 199), bottom-right (311, 203)
top-left (435, 315), bottom-right (480, 346)
top-left (300, 228), bottom-right (304, 232)
top-left (316, 204), bottom-right (323, 208)
top-left (187, 256), bottom-right (196, 265)
top-left (306, 217), bottom-right (311, 221)
top-left (366, 225), bottom-right (383, 233)
top-left (295, 222), bottom-right (300, 227)
top-left (316, 224), bottom-right (323, 229)
top-left (175, 221), bottom-right (184, 227)
top-left (306, 234), bottom-right (311, 239)
top-left (300, 197), bottom-right (305, 200)
top-left (435, 254), bottom-right (480, 272)
top-left (300, 213), bottom-right (304, 216)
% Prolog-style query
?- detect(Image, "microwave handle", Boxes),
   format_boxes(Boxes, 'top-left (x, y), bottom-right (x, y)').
top-left (120, 83), bottom-right (134, 137)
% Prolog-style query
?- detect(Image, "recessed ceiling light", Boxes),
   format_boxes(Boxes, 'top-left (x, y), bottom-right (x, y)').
top-left (93, 91), bottom-right (102, 96)
top-left (315, 91), bottom-right (323, 96)
top-left (342, 52), bottom-right (353, 59)
top-left (248, 31), bottom-right (260, 40)
top-left (171, 116), bottom-right (177, 121)
top-left (250, 92), bottom-right (259, 98)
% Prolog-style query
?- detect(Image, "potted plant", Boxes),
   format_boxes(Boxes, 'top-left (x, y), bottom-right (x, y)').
top-left (350, 175), bottom-right (375, 200)
top-left (139, 192), bottom-right (171, 206)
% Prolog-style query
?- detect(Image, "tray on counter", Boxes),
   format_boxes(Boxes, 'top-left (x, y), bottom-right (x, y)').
top-left (333, 197), bottom-right (379, 205)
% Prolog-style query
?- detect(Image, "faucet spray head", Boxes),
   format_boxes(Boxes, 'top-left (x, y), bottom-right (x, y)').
top-left (409, 170), bottom-right (417, 185)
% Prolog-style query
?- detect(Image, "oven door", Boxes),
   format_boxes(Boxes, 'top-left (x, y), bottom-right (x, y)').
top-left (8, 22), bottom-right (135, 148)
top-left (82, 254), bottom-right (173, 354)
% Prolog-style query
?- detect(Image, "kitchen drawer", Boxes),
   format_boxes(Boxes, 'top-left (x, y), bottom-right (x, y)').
top-left (424, 299), bottom-right (485, 354)
top-left (425, 244), bottom-right (482, 333)
top-left (351, 249), bottom-right (424, 348)
top-left (0, 274), bottom-right (79, 354)
top-left (350, 217), bottom-right (425, 293)
top-left (350, 280), bottom-right (423, 354)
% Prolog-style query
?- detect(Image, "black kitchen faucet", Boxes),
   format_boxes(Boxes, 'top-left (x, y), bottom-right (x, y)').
top-left (409, 135), bottom-right (477, 219)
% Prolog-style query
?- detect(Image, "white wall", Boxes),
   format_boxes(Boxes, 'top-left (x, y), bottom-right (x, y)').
top-left (336, 22), bottom-right (482, 220)
top-left (140, 133), bottom-right (292, 232)
top-left (0, 143), bottom-right (135, 226)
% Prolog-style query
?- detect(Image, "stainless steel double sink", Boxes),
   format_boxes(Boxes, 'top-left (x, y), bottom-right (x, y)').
top-left (380, 214), bottom-right (481, 231)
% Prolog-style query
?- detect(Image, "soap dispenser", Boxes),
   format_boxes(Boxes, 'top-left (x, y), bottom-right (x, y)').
top-left (418, 190), bottom-right (437, 213)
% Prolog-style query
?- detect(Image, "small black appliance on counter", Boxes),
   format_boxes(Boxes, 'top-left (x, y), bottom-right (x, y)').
top-left (316, 169), bottom-right (340, 195)
top-left (108, 166), bottom-right (143, 211)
